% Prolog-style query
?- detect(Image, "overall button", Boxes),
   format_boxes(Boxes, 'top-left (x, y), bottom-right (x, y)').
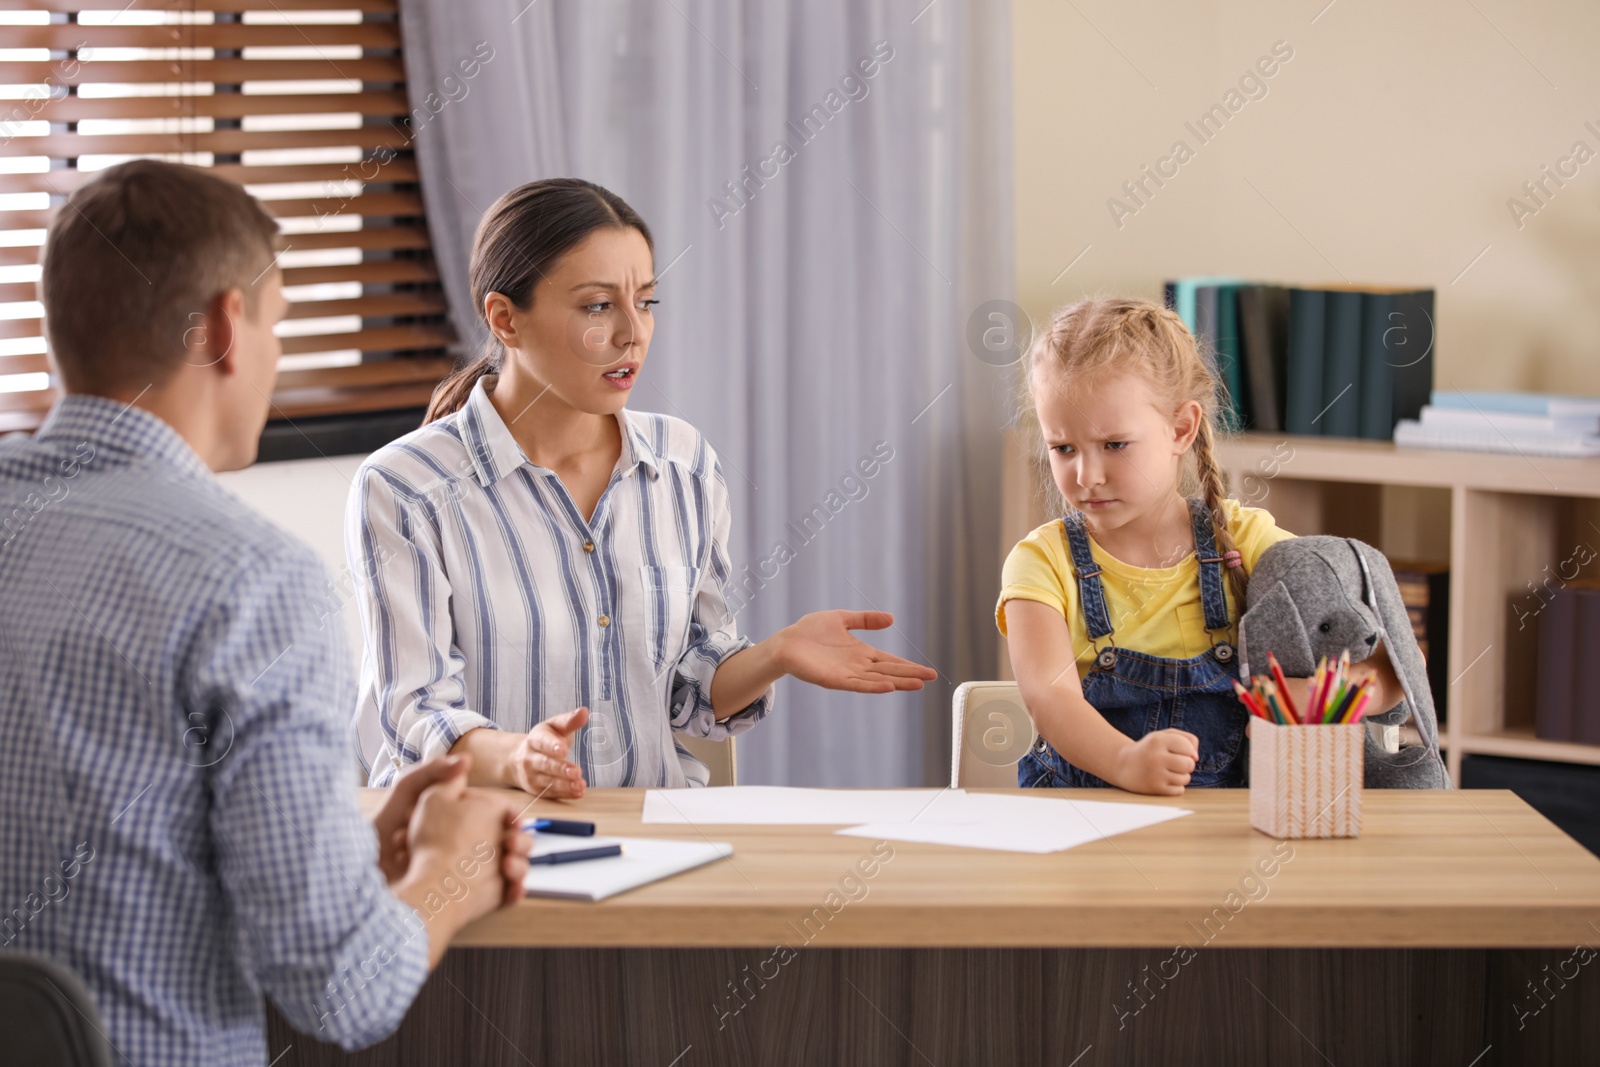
top-left (1212, 642), bottom-right (1234, 663)
top-left (1095, 647), bottom-right (1118, 671)
top-left (583, 540), bottom-right (596, 553)
top-left (598, 614), bottom-right (611, 628)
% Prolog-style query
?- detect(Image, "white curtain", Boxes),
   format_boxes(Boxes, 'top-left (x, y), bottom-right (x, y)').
top-left (398, 0), bottom-right (1013, 786)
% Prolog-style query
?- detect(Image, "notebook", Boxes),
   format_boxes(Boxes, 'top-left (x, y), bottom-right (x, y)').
top-left (522, 835), bottom-right (733, 902)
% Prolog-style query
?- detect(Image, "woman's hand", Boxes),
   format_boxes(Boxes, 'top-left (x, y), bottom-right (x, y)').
top-left (1112, 728), bottom-right (1198, 795)
top-left (507, 707), bottom-right (590, 799)
top-left (774, 610), bottom-right (938, 693)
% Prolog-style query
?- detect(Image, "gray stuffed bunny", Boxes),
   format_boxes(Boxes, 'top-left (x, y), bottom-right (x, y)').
top-left (1237, 536), bottom-right (1450, 789)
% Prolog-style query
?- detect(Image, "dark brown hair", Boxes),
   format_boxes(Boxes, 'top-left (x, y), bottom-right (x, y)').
top-left (425, 178), bottom-right (653, 422)
top-left (1024, 295), bottom-right (1249, 610)
top-left (40, 159), bottom-right (279, 395)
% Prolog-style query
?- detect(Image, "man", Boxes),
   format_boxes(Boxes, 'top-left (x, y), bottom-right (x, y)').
top-left (0, 159), bottom-right (531, 1064)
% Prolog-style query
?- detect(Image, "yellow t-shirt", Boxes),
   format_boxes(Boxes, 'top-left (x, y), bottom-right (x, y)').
top-left (996, 499), bottom-right (1296, 667)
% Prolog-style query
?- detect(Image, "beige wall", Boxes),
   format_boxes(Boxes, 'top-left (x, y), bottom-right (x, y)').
top-left (217, 454), bottom-right (369, 660)
top-left (1014, 0), bottom-right (1600, 396)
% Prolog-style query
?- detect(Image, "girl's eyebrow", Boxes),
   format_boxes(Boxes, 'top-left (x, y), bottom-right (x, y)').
top-left (1046, 429), bottom-right (1134, 443)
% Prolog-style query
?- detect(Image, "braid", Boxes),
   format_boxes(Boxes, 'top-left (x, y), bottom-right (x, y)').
top-left (1192, 416), bottom-right (1249, 613)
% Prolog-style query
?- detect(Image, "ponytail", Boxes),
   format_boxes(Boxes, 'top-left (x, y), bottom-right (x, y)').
top-left (424, 177), bottom-right (654, 425)
top-left (425, 352), bottom-right (493, 423)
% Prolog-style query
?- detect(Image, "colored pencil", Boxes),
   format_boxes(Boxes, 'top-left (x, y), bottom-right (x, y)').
top-left (1233, 679), bottom-right (1270, 720)
top-left (1267, 652), bottom-right (1299, 724)
top-left (1306, 661), bottom-right (1324, 722)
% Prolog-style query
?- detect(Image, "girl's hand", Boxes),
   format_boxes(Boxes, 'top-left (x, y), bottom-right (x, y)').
top-left (776, 610), bottom-right (938, 694)
top-left (508, 707), bottom-right (590, 799)
top-left (1113, 728), bottom-right (1198, 795)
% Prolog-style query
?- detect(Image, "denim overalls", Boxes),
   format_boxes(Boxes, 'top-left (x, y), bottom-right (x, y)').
top-left (1019, 498), bottom-right (1249, 789)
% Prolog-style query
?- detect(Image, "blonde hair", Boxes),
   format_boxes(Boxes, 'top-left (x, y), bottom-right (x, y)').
top-left (1023, 295), bottom-right (1247, 610)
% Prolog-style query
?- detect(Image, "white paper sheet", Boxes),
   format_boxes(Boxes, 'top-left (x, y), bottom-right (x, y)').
top-left (834, 793), bottom-right (1192, 854)
top-left (642, 786), bottom-right (969, 825)
top-left (522, 835), bottom-right (733, 901)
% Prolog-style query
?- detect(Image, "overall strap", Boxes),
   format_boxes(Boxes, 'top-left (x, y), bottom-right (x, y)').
top-left (1189, 498), bottom-right (1233, 633)
top-left (1061, 512), bottom-right (1115, 640)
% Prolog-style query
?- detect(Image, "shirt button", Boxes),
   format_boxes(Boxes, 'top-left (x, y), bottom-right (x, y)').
top-left (583, 540), bottom-right (595, 553)
top-left (598, 614), bottom-right (611, 627)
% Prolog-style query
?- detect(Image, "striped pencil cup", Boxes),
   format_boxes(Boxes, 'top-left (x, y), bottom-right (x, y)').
top-left (1249, 720), bottom-right (1364, 839)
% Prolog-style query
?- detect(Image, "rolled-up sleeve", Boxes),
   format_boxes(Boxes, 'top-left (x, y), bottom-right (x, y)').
top-left (199, 542), bottom-right (428, 1050)
top-left (348, 464), bottom-right (495, 785)
top-left (669, 456), bottom-right (773, 739)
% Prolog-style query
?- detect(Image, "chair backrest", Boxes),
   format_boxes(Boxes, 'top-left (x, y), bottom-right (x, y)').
top-left (676, 734), bottom-right (737, 787)
top-left (0, 953), bottom-right (112, 1067)
top-left (950, 681), bottom-right (1036, 788)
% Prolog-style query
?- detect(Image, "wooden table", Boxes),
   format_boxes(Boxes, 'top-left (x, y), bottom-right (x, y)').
top-left (268, 788), bottom-right (1600, 1066)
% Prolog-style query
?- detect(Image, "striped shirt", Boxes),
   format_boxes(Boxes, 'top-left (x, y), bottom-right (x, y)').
top-left (349, 374), bottom-right (772, 789)
top-left (0, 395), bottom-right (426, 1066)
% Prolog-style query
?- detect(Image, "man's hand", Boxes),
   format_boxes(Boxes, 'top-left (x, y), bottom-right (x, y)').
top-left (394, 774), bottom-right (533, 967)
top-left (507, 707), bottom-right (589, 799)
top-left (1112, 728), bottom-right (1199, 795)
top-left (372, 754), bottom-right (470, 884)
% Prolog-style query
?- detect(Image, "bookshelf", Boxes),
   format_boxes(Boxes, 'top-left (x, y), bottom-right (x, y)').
top-left (998, 430), bottom-right (1600, 786)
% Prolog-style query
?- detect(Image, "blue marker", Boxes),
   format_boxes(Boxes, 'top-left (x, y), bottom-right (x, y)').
top-left (527, 844), bottom-right (622, 866)
top-left (524, 818), bottom-right (595, 837)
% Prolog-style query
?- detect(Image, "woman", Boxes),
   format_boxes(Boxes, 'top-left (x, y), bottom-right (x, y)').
top-left (349, 178), bottom-right (936, 793)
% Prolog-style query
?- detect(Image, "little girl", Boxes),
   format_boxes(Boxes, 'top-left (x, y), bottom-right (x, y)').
top-left (998, 297), bottom-right (1383, 795)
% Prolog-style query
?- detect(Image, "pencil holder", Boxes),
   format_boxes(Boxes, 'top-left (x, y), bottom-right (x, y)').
top-left (1249, 720), bottom-right (1364, 839)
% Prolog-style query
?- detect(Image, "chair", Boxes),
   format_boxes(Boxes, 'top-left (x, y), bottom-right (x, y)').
top-left (950, 681), bottom-right (1036, 788)
top-left (0, 953), bottom-right (112, 1067)
top-left (677, 734), bottom-right (738, 786)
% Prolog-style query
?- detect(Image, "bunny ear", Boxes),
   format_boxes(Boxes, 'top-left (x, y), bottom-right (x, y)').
top-left (1351, 540), bottom-right (1441, 752)
top-left (1238, 580), bottom-right (1316, 678)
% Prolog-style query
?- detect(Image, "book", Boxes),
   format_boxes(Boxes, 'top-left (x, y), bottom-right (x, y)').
top-left (1391, 560), bottom-right (1450, 724)
top-left (1173, 278), bottom-right (1199, 332)
top-left (1238, 285), bottom-right (1288, 433)
top-left (1389, 290), bottom-right (1435, 429)
top-left (1394, 419), bottom-right (1600, 457)
top-left (1431, 391), bottom-right (1600, 419)
top-left (1321, 290), bottom-right (1364, 437)
top-left (1284, 289), bottom-right (1327, 435)
top-left (1359, 292), bottom-right (1397, 439)
top-left (1536, 587), bottom-right (1578, 742)
top-left (1420, 406), bottom-right (1600, 437)
top-left (1360, 290), bottom-right (1436, 440)
top-left (1214, 283), bottom-right (1247, 432)
top-left (1576, 590), bottom-right (1600, 746)
top-left (1195, 283), bottom-right (1219, 363)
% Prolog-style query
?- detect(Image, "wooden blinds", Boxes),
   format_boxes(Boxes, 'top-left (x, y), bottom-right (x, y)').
top-left (0, 0), bottom-right (456, 434)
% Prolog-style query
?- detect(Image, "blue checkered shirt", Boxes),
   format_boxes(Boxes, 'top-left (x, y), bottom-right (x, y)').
top-left (0, 396), bottom-right (428, 1065)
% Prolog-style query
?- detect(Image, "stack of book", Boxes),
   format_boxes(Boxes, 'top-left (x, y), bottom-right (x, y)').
top-left (1391, 560), bottom-right (1451, 724)
top-left (1163, 279), bottom-right (1434, 439)
top-left (1394, 391), bottom-right (1600, 458)
top-left (1535, 584), bottom-right (1600, 744)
